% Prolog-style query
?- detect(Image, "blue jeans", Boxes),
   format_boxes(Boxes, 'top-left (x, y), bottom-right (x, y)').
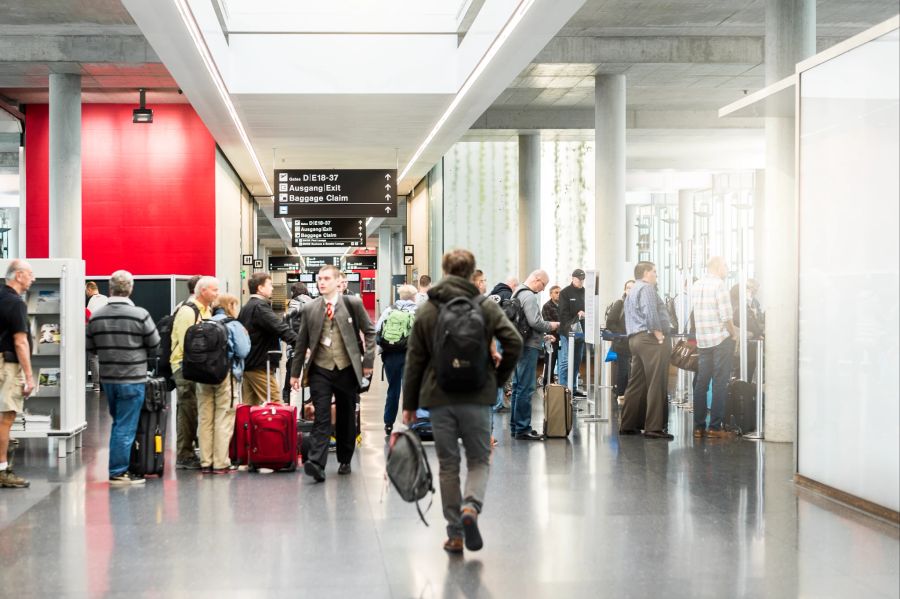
top-left (382, 351), bottom-right (406, 426)
top-left (510, 346), bottom-right (539, 436)
top-left (693, 337), bottom-right (735, 430)
top-left (558, 336), bottom-right (584, 390)
top-left (104, 382), bottom-right (145, 477)
top-left (492, 343), bottom-right (505, 412)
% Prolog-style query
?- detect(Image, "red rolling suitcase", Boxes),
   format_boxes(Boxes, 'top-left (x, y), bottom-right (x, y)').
top-left (246, 350), bottom-right (299, 471)
top-left (248, 403), bottom-right (298, 471)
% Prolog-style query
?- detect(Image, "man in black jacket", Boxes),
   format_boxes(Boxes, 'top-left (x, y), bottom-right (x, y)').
top-left (541, 285), bottom-right (561, 385)
top-left (238, 272), bottom-right (297, 405)
top-left (487, 276), bottom-right (518, 302)
top-left (558, 269), bottom-right (586, 397)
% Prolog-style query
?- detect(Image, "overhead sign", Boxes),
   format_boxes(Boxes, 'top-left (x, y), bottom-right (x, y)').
top-left (268, 256), bottom-right (303, 272)
top-left (304, 256), bottom-right (339, 271)
top-left (286, 273), bottom-right (315, 284)
top-left (344, 255), bottom-right (378, 271)
top-left (275, 169), bottom-right (397, 217)
top-left (292, 218), bottom-right (365, 248)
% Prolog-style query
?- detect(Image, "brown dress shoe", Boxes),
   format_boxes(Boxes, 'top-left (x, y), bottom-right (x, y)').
top-left (443, 537), bottom-right (464, 554)
top-left (706, 428), bottom-right (733, 439)
top-left (693, 428), bottom-right (706, 438)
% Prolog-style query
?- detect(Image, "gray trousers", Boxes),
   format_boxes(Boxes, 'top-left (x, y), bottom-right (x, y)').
top-left (430, 404), bottom-right (492, 539)
top-left (89, 353), bottom-right (100, 389)
top-left (173, 368), bottom-right (199, 462)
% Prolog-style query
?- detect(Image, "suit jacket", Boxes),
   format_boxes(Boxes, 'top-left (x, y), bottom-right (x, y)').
top-left (290, 294), bottom-right (375, 384)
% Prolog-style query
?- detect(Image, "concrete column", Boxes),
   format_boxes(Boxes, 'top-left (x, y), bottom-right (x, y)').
top-left (595, 74), bottom-right (626, 305)
top-left (517, 133), bottom-right (541, 281)
top-left (377, 226), bottom-right (393, 315)
top-left (753, 169), bottom-right (765, 285)
top-left (624, 204), bottom-right (638, 264)
top-left (48, 73), bottom-right (81, 259)
top-left (762, 0), bottom-right (815, 443)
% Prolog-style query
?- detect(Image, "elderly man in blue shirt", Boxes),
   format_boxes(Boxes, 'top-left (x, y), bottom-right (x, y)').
top-left (618, 261), bottom-right (674, 440)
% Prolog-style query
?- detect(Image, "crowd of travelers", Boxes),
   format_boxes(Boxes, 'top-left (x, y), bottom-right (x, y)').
top-left (0, 251), bottom-right (757, 553)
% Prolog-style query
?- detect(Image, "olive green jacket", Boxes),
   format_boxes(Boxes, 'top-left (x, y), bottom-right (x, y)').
top-left (402, 275), bottom-right (523, 411)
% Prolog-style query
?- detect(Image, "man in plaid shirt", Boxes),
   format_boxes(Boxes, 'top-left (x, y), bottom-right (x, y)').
top-left (691, 256), bottom-right (738, 439)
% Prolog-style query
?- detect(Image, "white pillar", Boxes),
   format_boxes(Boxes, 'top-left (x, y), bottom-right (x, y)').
top-left (517, 133), bottom-right (541, 281)
top-left (678, 190), bottom-right (694, 273)
top-left (595, 74), bottom-right (626, 304)
top-left (377, 226), bottom-right (393, 315)
top-left (48, 73), bottom-right (81, 259)
top-left (762, 0), bottom-right (815, 442)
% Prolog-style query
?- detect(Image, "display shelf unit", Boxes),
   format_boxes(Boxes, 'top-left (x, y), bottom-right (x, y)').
top-left (2, 259), bottom-right (86, 457)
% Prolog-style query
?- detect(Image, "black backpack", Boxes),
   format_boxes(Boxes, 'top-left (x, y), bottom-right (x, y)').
top-left (156, 302), bottom-right (201, 383)
top-left (499, 288), bottom-right (533, 340)
top-left (182, 318), bottom-right (230, 385)
top-left (431, 296), bottom-right (490, 393)
top-left (386, 430), bottom-right (434, 526)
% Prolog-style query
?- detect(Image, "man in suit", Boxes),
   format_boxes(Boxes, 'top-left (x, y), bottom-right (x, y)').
top-left (290, 265), bottom-right (375, 482)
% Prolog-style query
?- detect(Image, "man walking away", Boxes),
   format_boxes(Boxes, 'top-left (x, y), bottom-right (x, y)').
top-left (86, 270), bottom-right (161, 485)
top-left (290, 265), bottom-right (375, 481)
top-left (403, 249), bottom-right (522, 554)
top-left (238, 272), bottom-right (297, 406)
top-left (509, 270), bottom-right (559, 440)
top-left (692, 257), bottom-right (737, 439)
top-left (0, 260), bottom-right (35, 488)
top-left (558, 269), bottom-right (586, 396)
top-left (414, 275), bottom-right (432, 306)
top-left (619, 262), bottom-right (673, 440)
top-left (375, 284), bottom-right (417, 435)
top-left (171, 276), bottom-right (216, 469)
top-left (85, 281), bottom-right (108, 392)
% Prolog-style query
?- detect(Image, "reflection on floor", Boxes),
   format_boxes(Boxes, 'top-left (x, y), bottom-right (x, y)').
top-left (1, 374), bottom-right (898, 599)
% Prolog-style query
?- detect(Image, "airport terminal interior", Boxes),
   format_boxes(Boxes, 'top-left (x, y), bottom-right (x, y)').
top-left (0, 1), bottom-right (898, 597)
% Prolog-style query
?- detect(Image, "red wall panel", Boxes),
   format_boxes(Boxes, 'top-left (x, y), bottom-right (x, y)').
top-left (25, 104), bottom-right (216, 276)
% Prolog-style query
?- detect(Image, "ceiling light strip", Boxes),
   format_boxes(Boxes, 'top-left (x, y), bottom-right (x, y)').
top-left (399, 0), bottom-right (535, 183)
top-left (173, 0), bottom-right (272, 196)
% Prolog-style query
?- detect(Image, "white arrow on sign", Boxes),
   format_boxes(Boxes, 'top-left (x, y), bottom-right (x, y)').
top-left (384, 184), bottom-right (391, 191)
top-left (385, 206), bottom-right (392, 214)
top-left (384, 194), bottom-right (391, 201)
top-left (384, 173), bottom-right (391, 181)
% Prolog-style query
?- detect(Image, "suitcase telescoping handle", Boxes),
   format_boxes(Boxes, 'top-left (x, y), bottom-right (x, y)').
top-left (265, 349), bottom-right (282, 404)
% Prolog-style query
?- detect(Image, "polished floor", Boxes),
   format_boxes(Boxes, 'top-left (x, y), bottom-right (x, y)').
top-left (1, 368), bottom-right (898, 599)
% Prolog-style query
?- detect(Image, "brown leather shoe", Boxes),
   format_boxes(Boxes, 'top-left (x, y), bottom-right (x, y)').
top-left (706, 428), bottom-right (733, 439)
top-left (443, 537), bottom-right (464, 554)
top-left (693, 428), bottom-right (706, 439)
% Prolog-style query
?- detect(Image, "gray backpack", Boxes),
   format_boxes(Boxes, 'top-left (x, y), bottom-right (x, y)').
top-left (386, 430), bottom-right (434, 526)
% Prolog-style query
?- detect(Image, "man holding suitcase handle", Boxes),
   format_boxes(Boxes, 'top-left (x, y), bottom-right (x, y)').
top-left (290, 264), bottom-right (375, 482)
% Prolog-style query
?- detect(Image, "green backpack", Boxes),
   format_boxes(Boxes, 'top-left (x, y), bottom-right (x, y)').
top-left (379, 306), bottom-right (415, 352)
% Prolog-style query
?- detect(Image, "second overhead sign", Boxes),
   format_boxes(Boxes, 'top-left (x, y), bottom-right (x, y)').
top-left (292, 218), bottom-right (365, 248)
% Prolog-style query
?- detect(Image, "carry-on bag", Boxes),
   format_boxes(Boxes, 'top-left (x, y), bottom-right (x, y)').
top-left (130, 363), bottom-right (170, 476)
top-left (230, 403), bottom-right (252, 465)
top-left (386, 429), bottom-right (434, 526)
top-left (724, 379), bottom-right (756, 435)
top-left (542, 344), bottom-right (573, 438)
top-left (247, 350), bottom-right (298, 471)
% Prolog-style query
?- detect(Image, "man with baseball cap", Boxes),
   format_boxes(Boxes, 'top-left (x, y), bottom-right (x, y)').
top-left (558, 269), bottom-right (587, 397)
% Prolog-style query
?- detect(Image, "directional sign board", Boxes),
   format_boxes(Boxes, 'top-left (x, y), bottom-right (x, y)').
top-left (292, 218), bottom-right (365, 248)
top-left (275, 169), bottom-right (397, 217)
top-left (344, 255), bottom-right (378, 271)
top-left (267, 256), bottom-right (303, 272)
top-left (304, 256), bottom-right (339, 271)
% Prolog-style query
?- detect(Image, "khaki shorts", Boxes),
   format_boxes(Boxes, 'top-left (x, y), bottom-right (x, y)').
top-left (0, 357), bottom-right (25, 414)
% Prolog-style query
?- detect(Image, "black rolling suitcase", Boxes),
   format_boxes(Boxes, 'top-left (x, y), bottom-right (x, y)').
top-left (130, 375), bottom-right (170, 477)
top-left (724, 379), bottom-right (756, 435)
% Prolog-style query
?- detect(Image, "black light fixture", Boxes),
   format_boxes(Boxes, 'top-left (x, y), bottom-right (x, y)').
top-left (132, 88), bottom-right (153, 123)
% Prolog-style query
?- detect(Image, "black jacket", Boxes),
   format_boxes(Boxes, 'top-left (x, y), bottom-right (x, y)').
top-left (606, 296), bottom-right (629, 353)
top-left (558, 284), bottom-right (585, 336)
top-left (488, 282), bottom-right (514, 301)
top-left (541, 299), bottom-right (560, 343)
top-left (238, 296), bottom-right (297, 372)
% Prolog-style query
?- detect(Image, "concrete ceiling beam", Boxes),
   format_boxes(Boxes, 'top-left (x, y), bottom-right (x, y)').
top-left (471, 107), bottom-right (762, 130)
top-left (0, 34), bottom-right (160, 64)
top-left (536, 36), bottom-right (764, 64)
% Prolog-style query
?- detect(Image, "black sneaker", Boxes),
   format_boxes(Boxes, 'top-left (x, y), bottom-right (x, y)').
top-left (176, 458), bottom-right (202, 470)
top-left (384, 424), bottom-right (393, 436)
top-left (338, 463), bottom-right (351, 475)
top-left (460, 506), bottom-right (483, 551)
top-left (304, 461), bottom-right (326, 483)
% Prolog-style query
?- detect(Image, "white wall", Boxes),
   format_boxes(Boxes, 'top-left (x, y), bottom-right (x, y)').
top-left (215, 149), bottom-right (244, 297)
top-left (797, 29), bottom-right (899, 512)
